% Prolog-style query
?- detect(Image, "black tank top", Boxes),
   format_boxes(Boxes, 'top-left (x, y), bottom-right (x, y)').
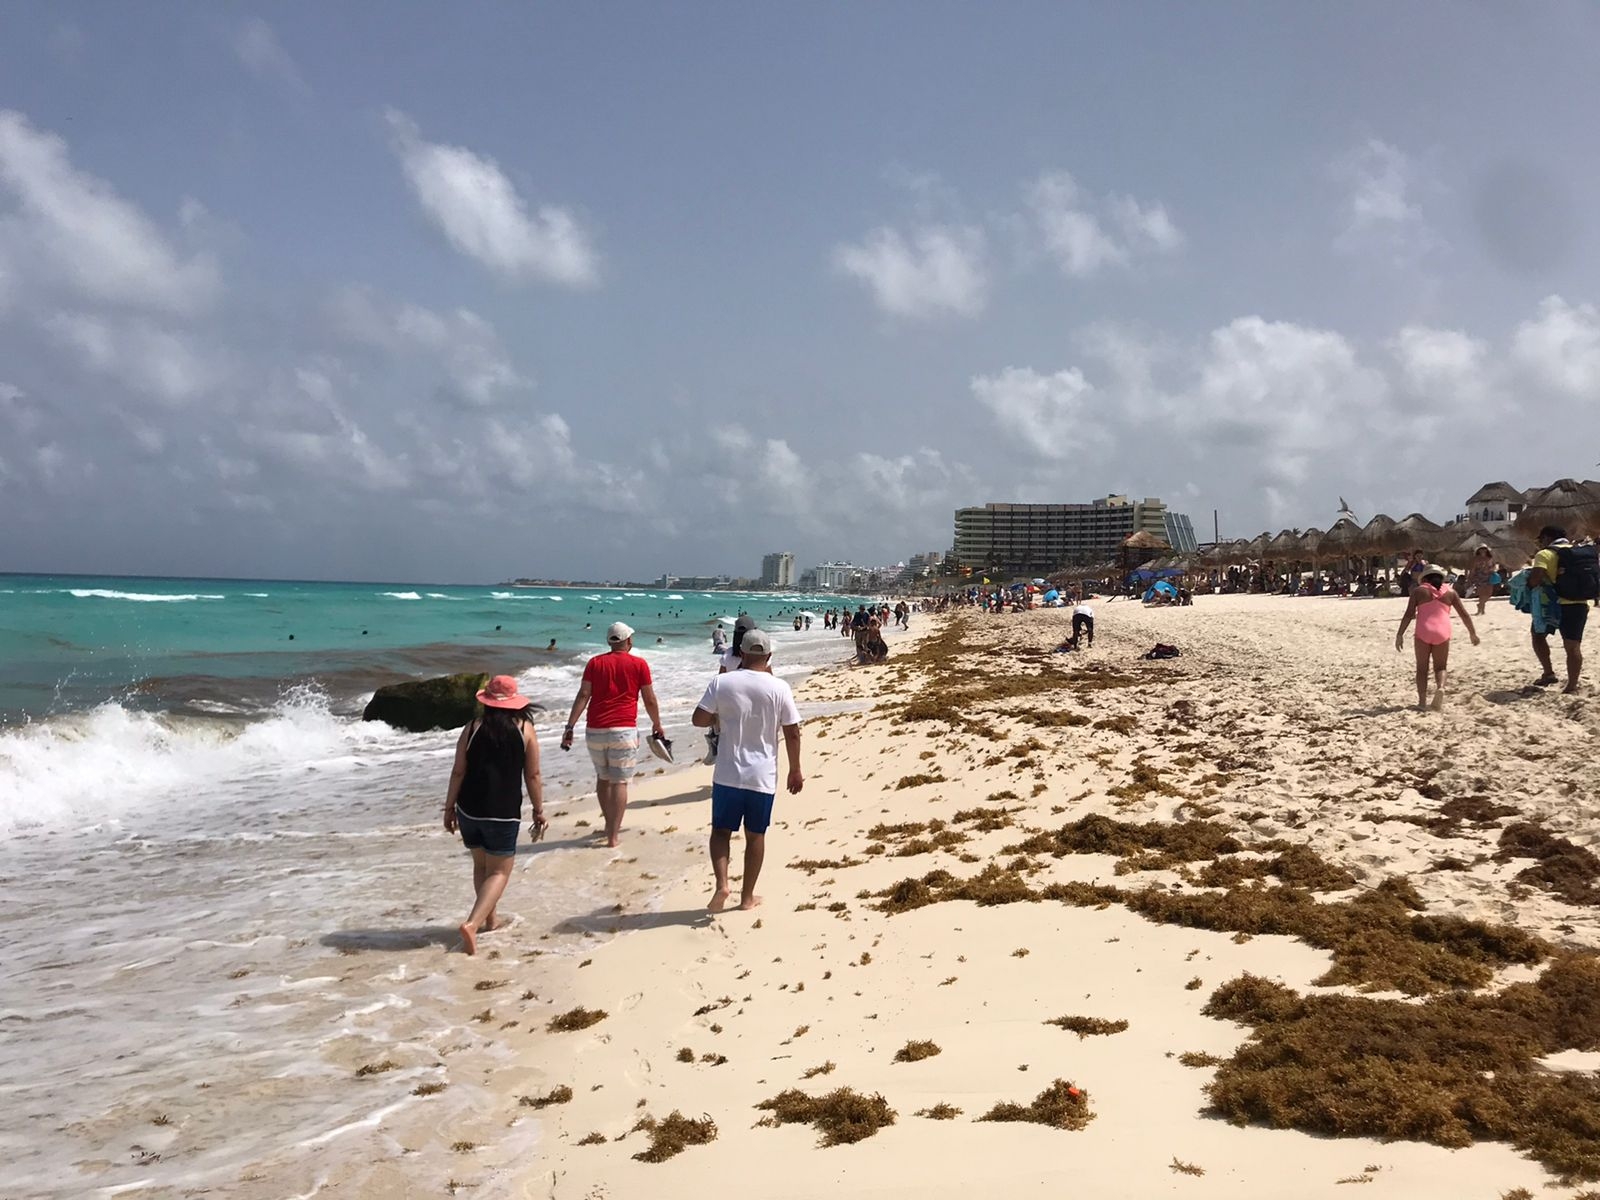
top-left (456, 719), bottom-right (527, 821)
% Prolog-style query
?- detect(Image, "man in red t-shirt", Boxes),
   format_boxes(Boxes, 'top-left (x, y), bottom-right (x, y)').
top-left (560, 622), bottom-right (665, 847)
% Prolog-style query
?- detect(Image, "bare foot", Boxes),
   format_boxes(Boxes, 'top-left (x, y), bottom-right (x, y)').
top-left (1534, 674), bottom-right (1559, 687)
top-left (458, 922), bottom-right (477, 956)
top-left (1430, 689), bottom-right (1445, 712)
top-left (1564, 682), bottom-right (1581, 694)
top-left (738, 894), bottom-right (763, 911)
top-left (707, 889), bottom-right (730, 913)
top-left (606, 835), bottom-right (621, 849)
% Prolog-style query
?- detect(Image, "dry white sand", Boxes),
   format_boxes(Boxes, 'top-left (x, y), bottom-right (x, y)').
top-left (297, 595), bottom-right (1600, 1199)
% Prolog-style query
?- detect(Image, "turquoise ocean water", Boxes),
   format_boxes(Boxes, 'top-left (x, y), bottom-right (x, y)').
top-left (0, 573), bottom-right (885, 1195)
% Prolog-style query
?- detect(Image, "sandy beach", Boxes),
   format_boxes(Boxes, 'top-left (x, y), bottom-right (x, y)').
top-left (216, 594), bottom-right (1600, 1199)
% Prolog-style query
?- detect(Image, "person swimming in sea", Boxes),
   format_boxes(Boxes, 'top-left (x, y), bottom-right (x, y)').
top-left (546, 639), bottom-right (557, 651)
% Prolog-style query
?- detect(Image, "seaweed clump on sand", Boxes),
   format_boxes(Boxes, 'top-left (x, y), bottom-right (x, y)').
top-left (978, 1079), bottom-right (1095, 1130)
top-left (892, 1039), bottom-right (942, 1063)
top-left (1203, 953), bottom-right (1600, 1181)
top-left (1045, 1015), bottom-right (1129, 1039)
top-left (1123, 876), bottom-right (1545, 995)
top-left (1006, 814), bottom-right (1241, 872)
top-left (914, 1102), bottom-right (963, 1119)
top-left (874, 864), bottom-right (1059, 913)
top-left (519, 1084), bottom-right (573, 1108)
top-left (629, 1111), bottom-right (718, 1163)
top-left (548, 1007), bottom-right (608, 1032)
top-left (1192, 844), bottom-right (1358, 892)
top-left (1497, 822), bottom-right (1600, 906)
top-left (755, 1088), bottom-right (896, 1146)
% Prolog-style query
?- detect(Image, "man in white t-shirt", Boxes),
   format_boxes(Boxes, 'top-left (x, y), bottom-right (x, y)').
top-left (691, 629), bottom-right (803, 913)
top-left (1072, 599), bottom-right (1095, 648)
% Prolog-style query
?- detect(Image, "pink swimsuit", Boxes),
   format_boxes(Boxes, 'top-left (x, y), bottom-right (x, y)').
top-left (1414, 584), bottom-right (1454, 645)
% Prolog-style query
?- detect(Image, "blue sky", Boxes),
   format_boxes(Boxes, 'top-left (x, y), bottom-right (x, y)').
top-left (2, 3), bottom-right (1598, 581)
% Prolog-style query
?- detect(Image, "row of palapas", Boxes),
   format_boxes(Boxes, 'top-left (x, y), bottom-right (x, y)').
top-left (1147, 478), bottom-right (1600, 575)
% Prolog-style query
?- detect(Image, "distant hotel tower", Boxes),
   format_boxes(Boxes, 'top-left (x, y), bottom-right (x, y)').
top-left (760, 552), bottom-right (796, 588)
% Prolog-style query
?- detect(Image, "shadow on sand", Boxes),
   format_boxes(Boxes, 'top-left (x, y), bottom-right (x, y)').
top-left (555, 904), bottom-right (714, 936)
top-left (321, 925), bottom-right (460, 954)
top-left (632, 783), bottom-right (712, 812)
top-left (1485, 687), bottom-right (1545, 706)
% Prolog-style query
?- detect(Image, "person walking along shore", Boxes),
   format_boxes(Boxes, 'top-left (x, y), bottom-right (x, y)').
top-left (442, 675), bottom-right (545, 955)
top-left (560, 622), bottom-right (664, 847)
top-left (692, 628), bottom-right (803, 912)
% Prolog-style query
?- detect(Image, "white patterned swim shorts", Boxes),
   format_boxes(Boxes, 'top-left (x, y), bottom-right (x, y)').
top-left (586, 728), bottom-right (640, 781)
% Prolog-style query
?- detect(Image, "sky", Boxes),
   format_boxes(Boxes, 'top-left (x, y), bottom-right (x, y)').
top-left (2, 3), bottom-right (1599, 583)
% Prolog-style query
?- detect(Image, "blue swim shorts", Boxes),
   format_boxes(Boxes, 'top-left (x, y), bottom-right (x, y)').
top-left (711, 782), bottom-right (776, 834)
top-left (458, 811), bottom-right (520, 857)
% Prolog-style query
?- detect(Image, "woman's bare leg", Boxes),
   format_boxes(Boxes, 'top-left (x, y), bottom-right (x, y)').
top-left (461, 850), bottom-right (515, 955)
top-left (1412, 638), bottom-right (1431, 709)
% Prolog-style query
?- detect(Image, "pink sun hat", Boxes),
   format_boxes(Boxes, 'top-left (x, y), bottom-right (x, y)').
top-left (477, 674), bottom-right (531, 709)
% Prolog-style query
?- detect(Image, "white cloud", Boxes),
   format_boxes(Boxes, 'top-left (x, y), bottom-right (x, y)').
top-left (0, 381), bottom-right (43, 435)
top-left (1027, 171), bottom-right (1182, 277)
top-left (385, 110), bottom-right (598, 287)
top-left (233, 18), bottom-right (309, 95)
top-left (328, 285), bottom-right (530, 405)
top-left (1334, 139), bottom-right (1440, 263)
top-left (0, 109), bottom-right (220, 314)
top-left (970, 365), bottom-right (1106, 461)
top-left (1111, 194), bottom-right (1184, 252)
top-left (832, 224), bottom-right (988, 319)
top-left (1512, 295), bottom-right (1600, 397)
top-left (44, 311), bottom-right (222, 404)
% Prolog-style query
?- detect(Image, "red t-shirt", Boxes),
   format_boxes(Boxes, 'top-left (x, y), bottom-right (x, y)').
top-left (582, 651), bottom-right (652, 729)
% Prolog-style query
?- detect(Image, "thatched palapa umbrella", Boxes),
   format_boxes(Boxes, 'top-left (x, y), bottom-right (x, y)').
top-left (1265, 528), bottom-right (1300, 560)
top-left (1120, 529), bottom-right (1170, 575)
top-left (1516, 479), bottom-right (1600, 540)
top-left (1321, 517), bottom-right (1362, 561)
top-left (1389, 512), bottom-right (1447, 555)
top-left (1357, 513), bottom-right (1398, 557)
top-left (1299, 526), bottom-right (1324, 564)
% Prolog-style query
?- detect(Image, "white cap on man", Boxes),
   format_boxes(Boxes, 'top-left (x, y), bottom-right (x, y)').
top-left (740, 629), bottom-right (773, 657)
top-left (607, 621), bottom-right (635, 644)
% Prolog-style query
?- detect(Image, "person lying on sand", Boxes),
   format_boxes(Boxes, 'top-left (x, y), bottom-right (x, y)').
top-left (692, 629), bottom-right (803, 913)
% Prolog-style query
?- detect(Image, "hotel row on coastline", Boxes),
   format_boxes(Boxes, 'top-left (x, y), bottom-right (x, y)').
top-left (952, 494), bottom-right (1198, 576)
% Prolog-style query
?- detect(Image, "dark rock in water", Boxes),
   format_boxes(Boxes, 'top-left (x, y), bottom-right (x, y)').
top-left (362, 673), bottom-right (489, 732)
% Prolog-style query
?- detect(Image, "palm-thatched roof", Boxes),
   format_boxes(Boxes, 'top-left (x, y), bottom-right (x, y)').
top-left (1122, 530), bottom-right (1171, 550)
top-left (1391, 512), bottom-right (1447, 553)
top-left (1299, 526), bottom-right (1325, 558)
top-left (1358, 513), bottom-right (1397, 554)
top-left (1265, 528), bottom-right (1300, 558)
top-left (1515, 479), bottom-right (1600, 538)
top-left (1321, 517), bottom-right (1362, 555)
top-left (1465, 481), bottom-right (1524, 505)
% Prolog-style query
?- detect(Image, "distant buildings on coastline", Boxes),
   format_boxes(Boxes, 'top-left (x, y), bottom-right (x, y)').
top-left (952, 494), bottom-right (1196, 576)
top-left (1458, 482), bottom-right (1527, 534)
top-left (760, 552), bottom-right (797, 588)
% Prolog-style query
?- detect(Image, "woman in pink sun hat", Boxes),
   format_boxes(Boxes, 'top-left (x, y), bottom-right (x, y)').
top-left (442, 674), bottom-right (545, 954)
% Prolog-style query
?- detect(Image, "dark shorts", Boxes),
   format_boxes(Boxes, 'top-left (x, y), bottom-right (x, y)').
top-left (711, 782), bottom-right (775, 834)
top-left (458, 811), bottom-right (519, 856)
top-left (1560, 603), bottom-right (1590, 643)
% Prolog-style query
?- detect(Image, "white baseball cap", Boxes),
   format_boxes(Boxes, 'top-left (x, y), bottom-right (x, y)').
top-left (606, 621), bottom-right (635, 643)
top-left (740, 629), bottom-right (773, 656)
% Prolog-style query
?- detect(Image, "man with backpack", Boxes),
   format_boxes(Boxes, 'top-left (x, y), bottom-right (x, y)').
top-left (1528, 526), bottom-right (1597, 694)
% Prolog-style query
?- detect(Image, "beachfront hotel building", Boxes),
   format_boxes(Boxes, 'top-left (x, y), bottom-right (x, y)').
top-left (760, 552), bottom-right (796, 588)
top-left (953, 495), bottom-right (1188, 575)
top-left (1460, 482), bottom-right (1527, 534)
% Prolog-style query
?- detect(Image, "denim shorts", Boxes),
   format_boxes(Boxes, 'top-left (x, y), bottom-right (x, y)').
top-left (711, 782), bottom-right (776, 834)
top-left (458, 810), bottom-right (519, 856)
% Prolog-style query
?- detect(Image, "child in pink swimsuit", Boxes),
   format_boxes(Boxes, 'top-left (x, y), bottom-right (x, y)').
top-left (1395, 565), bottom-right (1480, 710)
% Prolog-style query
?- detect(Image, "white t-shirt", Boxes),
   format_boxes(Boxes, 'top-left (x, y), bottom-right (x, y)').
top-left (1075, 603), bottom-right (1094, 618)
top-left (697, 669), bottom-right (801, 793)
top-left (719, 649), bottom-right (742, 673)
